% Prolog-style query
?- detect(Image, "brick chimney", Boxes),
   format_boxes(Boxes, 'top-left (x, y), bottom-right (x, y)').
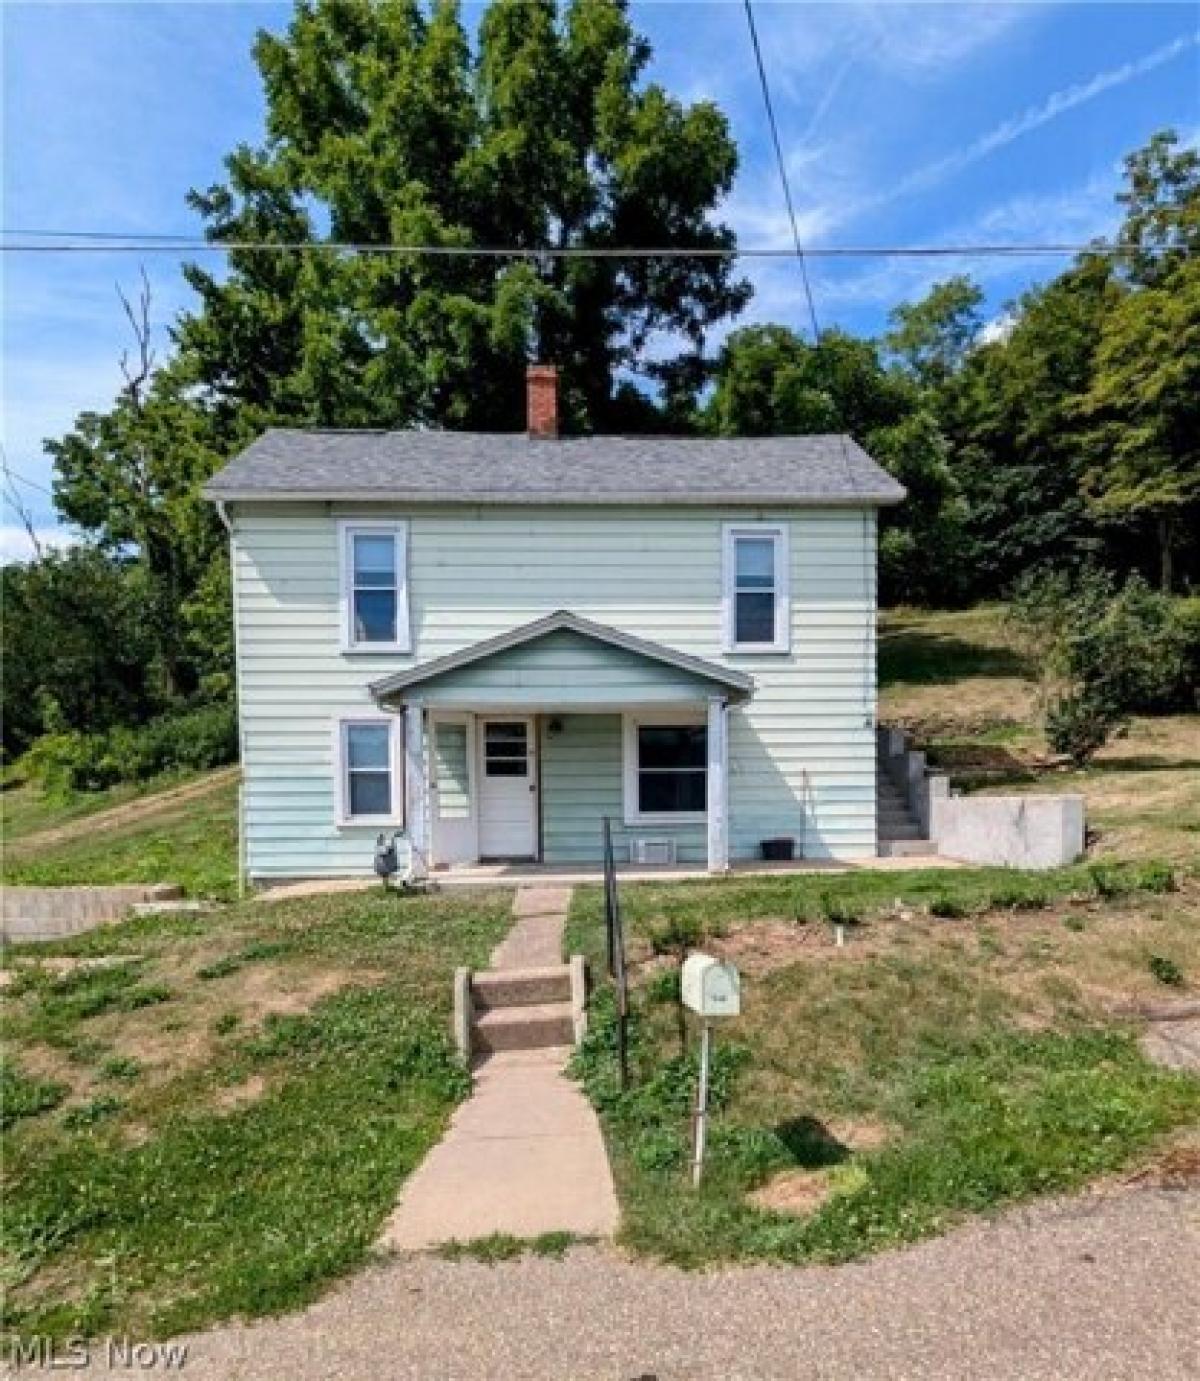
top-left (526, 364), bottom-right (558, 439)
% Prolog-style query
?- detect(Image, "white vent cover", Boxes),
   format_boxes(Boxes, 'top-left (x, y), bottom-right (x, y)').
top-left (631, 838), bottom-right (676, 866)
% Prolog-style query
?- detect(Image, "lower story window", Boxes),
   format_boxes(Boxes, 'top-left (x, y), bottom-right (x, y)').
top-left (336, 717), bottom-right (402, 825)
top-left (624, 716), bottom-right (707, 823)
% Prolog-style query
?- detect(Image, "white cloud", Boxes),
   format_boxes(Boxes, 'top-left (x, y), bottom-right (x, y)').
top-left (850, 2), bottom-right (1031, 75)
top-left (848, 30), bottom-right (1199, 221)
top-left (0, 523), bottom-right (77, 566)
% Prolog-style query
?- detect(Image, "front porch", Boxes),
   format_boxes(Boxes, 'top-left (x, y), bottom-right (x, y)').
top-left (369, 611), bottom-right (753, 877)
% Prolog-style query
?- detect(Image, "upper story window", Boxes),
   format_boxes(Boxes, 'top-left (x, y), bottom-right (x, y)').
top-left (338, 520), bottom-right (410, 653)
top-left (722, 522), bottom-right (790, 653)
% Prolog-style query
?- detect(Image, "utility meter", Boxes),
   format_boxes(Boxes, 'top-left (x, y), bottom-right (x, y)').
top-left (681, 953), bottom-right (741, 1018)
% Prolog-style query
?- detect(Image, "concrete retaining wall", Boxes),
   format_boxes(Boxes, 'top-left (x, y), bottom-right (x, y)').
top-left (878, 726), bottom-right (1085, 870)
top-left (930, 793), bottom-right (1085, 870)
top-left (1, 884), bottom-right (182, 943)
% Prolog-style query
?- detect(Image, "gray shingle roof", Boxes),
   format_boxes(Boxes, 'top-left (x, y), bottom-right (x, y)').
top-left (204, 428), bottom-right (905, 506)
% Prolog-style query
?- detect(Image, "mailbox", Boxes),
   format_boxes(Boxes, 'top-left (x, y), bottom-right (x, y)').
top-left (681, 953), bottom-right (741, 1018)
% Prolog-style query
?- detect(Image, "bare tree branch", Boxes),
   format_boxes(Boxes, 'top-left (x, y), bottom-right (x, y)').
top-left (116, 264), bottom-right (156, 411)
top-left (1, 445), bottom-right (45, 560)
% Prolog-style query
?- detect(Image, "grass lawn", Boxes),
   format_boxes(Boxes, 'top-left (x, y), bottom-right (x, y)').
top-left (567, 864), bottom-right (1200, 1268)
top-left (0, 886), bottom-right (513, 1342)
top-left (1, 772), bottom-right (238, 899)
top-left (879, 606), bottom-right (1200, 863)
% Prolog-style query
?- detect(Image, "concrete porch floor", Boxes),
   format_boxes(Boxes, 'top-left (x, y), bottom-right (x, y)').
top-left (259, 853), bottom-right (961, 901)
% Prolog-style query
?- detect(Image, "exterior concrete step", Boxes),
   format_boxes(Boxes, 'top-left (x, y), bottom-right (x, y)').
top-left (473, 1002), bottom-right (575, 1053)
top-left (472, 965), bottom-right (571, 1010)
top-left (878, 839), bottom-right (938, 858)
top-left (879, 823), bottom-right (922, 840)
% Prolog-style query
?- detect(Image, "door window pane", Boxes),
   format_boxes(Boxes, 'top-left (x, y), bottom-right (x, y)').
top-left (485, 723), bottom-right (528, 777)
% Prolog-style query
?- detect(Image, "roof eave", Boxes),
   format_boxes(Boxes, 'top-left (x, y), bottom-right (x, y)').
top-left (203, 487), bottom-right (906, 507)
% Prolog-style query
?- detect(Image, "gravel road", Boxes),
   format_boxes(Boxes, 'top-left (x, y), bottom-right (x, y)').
top-left (179, 1187), bottom-right (1199, 1380)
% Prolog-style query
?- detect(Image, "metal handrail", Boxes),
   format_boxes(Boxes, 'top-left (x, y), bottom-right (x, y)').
top-left (602, 816), bottom-right (630, 1090)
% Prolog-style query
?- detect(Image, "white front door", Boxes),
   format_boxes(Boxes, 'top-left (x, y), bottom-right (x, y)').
top-left (430, 713), bottom-right (477, 867)
top-left (477, 717), bottom-right (537, 859)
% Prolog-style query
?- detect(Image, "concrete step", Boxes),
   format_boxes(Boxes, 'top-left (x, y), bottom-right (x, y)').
top-left (878, 839), bottom-right (939, 858)
top-left (472, 965), bottom-right (571, 1010)
top-left (879, 823), bottom-right (922, 840)
top-left (473, 1002), bottom-right (576, 1054)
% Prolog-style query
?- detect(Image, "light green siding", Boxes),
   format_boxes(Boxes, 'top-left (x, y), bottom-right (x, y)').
top-left (231, 503), bottom-right (877, 878)
top-left (406, 627), bottom-right (728, 707)
top-left (540, 714), bottom-right (706, 864)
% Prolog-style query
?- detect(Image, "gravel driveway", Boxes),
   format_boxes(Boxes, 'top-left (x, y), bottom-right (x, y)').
top-left (172, 1186), bottom-right (1200, 1381)
top-left (178, 1187), bottom-right (1198, 1381)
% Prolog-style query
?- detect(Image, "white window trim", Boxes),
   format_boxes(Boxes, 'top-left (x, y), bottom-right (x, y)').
top-left (622, 710), bottom-right (708, 827)
top-left (337, 519), bottom-right (411, 654)
top-left (332, 712), bottom-right (406, 828)
top-left (721, 521), bottom-right (791, 654)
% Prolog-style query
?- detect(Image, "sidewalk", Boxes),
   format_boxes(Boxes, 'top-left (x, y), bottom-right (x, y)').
top-left (381, 886), bottom-right (618, 1251)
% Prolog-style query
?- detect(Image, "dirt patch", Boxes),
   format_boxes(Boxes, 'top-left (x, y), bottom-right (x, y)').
top-left (104, 962), bottom-right (374, 1078)
top-left (6, 767), bottom-right (240, 854)
top-left (826, 1118), bottom-right (893, 1153)
top-left (749, 1168), bottom-right (836, 1218)
top-left (213, 1073), bottom-right (268, 1112)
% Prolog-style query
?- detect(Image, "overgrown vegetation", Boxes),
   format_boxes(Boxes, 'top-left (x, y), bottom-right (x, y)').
top-left (570, 873), bottom-right (1200, 1268)
top-left (23, 703), bottom-right (238, 794)
top-left (1007, 570), bottom-right (1199, 763)
top-left (1, 887), bottom-right (512, 1341)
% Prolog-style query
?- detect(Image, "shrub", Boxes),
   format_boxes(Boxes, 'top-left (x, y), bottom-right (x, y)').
top-left (1044, 692), bottom-right (1124, 766)
top-left (1148, 956), bottom-right (1184, 988)
top-left (25, 701), bottom-right (237, 793)
top-left (1009, 570), bottom-right (1198, 764)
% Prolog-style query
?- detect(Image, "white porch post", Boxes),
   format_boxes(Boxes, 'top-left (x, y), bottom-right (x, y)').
top-left (405, 699), bottom-right (430, 878)
top-left (706, 696), bottom-right (729, 874)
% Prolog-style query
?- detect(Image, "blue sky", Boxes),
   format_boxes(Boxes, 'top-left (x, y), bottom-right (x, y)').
top-left (2, 1), bottom-right (1197, 558)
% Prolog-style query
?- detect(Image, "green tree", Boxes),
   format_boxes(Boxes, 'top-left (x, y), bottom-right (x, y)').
top-left (1081, 259), bottom-right (1200, 591)
top-left (178, 0), bottom-right (748, 433)
top-left (1, 549), bottom-right (156, 759)
top-left (48, 274), bottom-right (235, 701)
top-left (1115, 129), bottom-right (1200, 287)
top-left (705, 323), bottom-right (964, 603)
top-left (884, 274), bottom-right (984, 389)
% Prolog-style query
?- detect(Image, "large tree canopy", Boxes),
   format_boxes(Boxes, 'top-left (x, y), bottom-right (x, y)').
top-left (177, 0), bottom-right (748, 434)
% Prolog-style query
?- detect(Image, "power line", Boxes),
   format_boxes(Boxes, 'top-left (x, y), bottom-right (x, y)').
top-left (0, 233), bottom-right (1180, 260)
top-left (742, 0), bottom-right (820, 344)
top-left (1, 465), bottom-right (54, 498)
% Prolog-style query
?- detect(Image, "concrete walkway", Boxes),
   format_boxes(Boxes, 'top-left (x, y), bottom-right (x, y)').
top-left (381, 886), bottom-right (618, 1250)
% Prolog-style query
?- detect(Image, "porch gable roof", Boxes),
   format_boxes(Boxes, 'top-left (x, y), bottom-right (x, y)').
top-left (369, 610), bottom-right (753, 708)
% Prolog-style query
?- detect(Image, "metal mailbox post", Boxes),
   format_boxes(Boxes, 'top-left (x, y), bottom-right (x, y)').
top-left (681, 953), bottom-right (741, 1187)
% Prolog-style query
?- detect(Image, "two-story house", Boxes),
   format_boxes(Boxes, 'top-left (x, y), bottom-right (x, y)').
top-left (204, 366), bottom-right (906, 885)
